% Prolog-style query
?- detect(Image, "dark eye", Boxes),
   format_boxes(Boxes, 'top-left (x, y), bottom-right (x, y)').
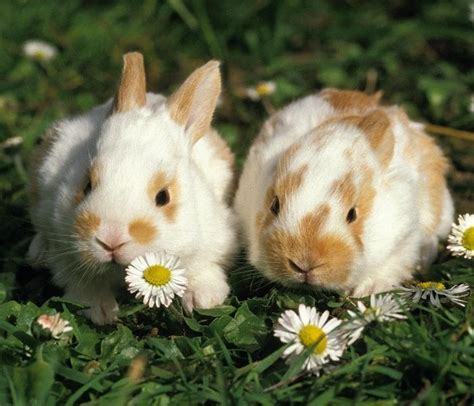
top-left (155, 188), bottom-right (170, 206)
top-left (84, 179), bottom-right (92, 195)
top-left (346, 207), bottom-right (357, 223)
top-left (270, 196), bottom-right (280, 216)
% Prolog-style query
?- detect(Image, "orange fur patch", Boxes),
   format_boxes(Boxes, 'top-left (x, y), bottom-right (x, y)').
top-left (331, 174), bottom-right (356, 209)
top-left (167, 61), bottom-right (221, 143)
top-left (129, 218), bottom-right (157, 244)
top-left (357, 110), bottom-right (394, 167)
top-left (262, 204), bottom-right (354, 285)
top-left (256, 161), bottom-right (307, 232)
top-left (147, 171), bottom-right (179, 222)
top-left (354, 171), bottom-right (376, 246)
top-left (321, 89), bottom-right (381, 113)
top-left (113, 52), bottom-right (147, 113)
top-left (74, 211), bottom-right (101, 240)
top-left (330, 169), bottom-right (375, 247)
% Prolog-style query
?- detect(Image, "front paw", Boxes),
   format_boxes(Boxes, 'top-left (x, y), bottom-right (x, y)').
top-left (82, 299), bottom-right (119, 326)
top-left (182, 275), bottom-right (230, 313)
top-left (350, 280), bottom-right (398, 298)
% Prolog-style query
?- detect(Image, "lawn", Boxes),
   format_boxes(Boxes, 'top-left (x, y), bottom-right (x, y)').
top-left (0, 0), bottom-right (473, 404)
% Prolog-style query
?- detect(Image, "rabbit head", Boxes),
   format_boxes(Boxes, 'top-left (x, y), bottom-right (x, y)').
top-left (59, 53), bottom-right (221, 274)
top-left (252, 111), bottom-right (395, 291)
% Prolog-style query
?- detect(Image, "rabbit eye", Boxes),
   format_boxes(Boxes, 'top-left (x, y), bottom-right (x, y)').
top-left (346, 207), bottom-right (357, 223)
top-left (270, 196), bottom-right (280, 216)
top-left (155, 188), bottom-right (170, 206)
top-left (84, 179), bottom-right (92, 195)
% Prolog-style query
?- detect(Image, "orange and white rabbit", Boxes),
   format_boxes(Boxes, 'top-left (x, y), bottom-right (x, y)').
top-left (234, 89), bottom-right (453, 297)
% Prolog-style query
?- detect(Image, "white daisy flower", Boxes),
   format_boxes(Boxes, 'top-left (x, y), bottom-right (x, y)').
top-left (245, 81), bottom-right (276, 101)
top-left (399, 282), bottom-right (470, 307)
top-left (125, 252), bottom-right (187, 308)
top-left (447, 214), bottom-right (474, 259)
top-left (340, 294), bottom-right (406, 344)
top-left (273, 304), bottom-right (345, 376)
top-left (23, 39), bottom-right (58, 62)
top-left (35, 313), bottom-right (73, 339)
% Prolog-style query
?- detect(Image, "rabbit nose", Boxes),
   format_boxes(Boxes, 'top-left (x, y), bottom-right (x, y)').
top-left (288, 259), bottom-right (311, 274)
top-left (95, 236), bottom-right (128, 252)
top-left (95, 224), bottom-right (130, 252)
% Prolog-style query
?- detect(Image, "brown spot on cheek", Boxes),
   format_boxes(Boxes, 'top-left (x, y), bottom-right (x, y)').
top-left (129, 219), bottom-right (157, 244)
top-left (262, 205), bottom-right (354, 286)
top-left (75, 212), bottom-right (101, 240)
top-left (312, 234), bottom-right (354, 284)
top-left (147, 171), bottom-right (180, 222)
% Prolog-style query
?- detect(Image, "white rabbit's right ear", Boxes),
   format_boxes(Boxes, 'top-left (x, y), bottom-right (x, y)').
top-left (113, 52), bottom-right (147, 113)
top-left (167, 61), bottom-right (221, 144)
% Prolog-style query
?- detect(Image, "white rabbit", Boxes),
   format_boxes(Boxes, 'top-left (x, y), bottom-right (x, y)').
top-left (28, 52), bottom-right (237, 324)
top-left (234, 89), bottom-right (454, 297)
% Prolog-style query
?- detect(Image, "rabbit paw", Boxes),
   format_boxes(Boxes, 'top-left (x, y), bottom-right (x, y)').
top-left (82, 299), bottom-right (119, 325)
top-left (351, 279), bottom-right (398, 298)
top-left (182, 267), bottom-right (230, 313)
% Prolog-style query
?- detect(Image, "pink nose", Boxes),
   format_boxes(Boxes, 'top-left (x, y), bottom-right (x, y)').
top-left (95, 236), bottom-right (128, 252)
top-left (95, 224), bottom-right (129, 252)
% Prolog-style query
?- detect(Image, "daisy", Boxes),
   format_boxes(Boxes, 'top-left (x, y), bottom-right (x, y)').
top-left (23, 40), bottom-right (58, 62)
top-left (340, 294), bottom-right (406, 344)
top-left (274, 304), bottom-right (345, 375)
top-left (245, 81), bottom-right (276, 101)
top-left (125, 252), bottom-right (187, 308)
top-left (447, 214), bottom-right (474, 259)
top-left (35, 313), bottom-right (73, 339)
top-left (399, 282), bottom-right (470, 307)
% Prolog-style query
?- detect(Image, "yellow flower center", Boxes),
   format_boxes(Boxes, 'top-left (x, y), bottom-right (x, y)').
top-left (462, 227), bottom-right (474, 251)
top-left (363, 307), bottom-right (379, 317)
top-left (256, 83), bottom-right (273, 96)
top-left (143, 265), bottom-right (171, 286)
top-left (33, 51), bottom-right (47, 60)
top-left (416, 281), bottom-right (445, 290)
top-left (298, 325), bottom-right (327, 354)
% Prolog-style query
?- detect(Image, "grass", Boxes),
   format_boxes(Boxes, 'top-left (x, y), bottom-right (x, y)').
top-left (0, 0), bottom-right (473, 403)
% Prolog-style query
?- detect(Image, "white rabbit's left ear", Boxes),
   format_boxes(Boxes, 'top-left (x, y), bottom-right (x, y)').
top-left (167, 61), bottom-right (221, 144)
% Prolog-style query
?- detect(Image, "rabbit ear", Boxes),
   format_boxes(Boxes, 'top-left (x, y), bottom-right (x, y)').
top-left (357, 110), bottom-right (394, 167)
top-left (167, 61), bottom-right (221, 144)
top-left (113, 52), bottom-right (147, 113)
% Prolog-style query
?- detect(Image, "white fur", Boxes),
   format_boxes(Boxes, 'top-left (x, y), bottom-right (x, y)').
top-left (29, 90), bottom-right (237, 325)
top-left (234, 93), bottom-right (453, 297)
